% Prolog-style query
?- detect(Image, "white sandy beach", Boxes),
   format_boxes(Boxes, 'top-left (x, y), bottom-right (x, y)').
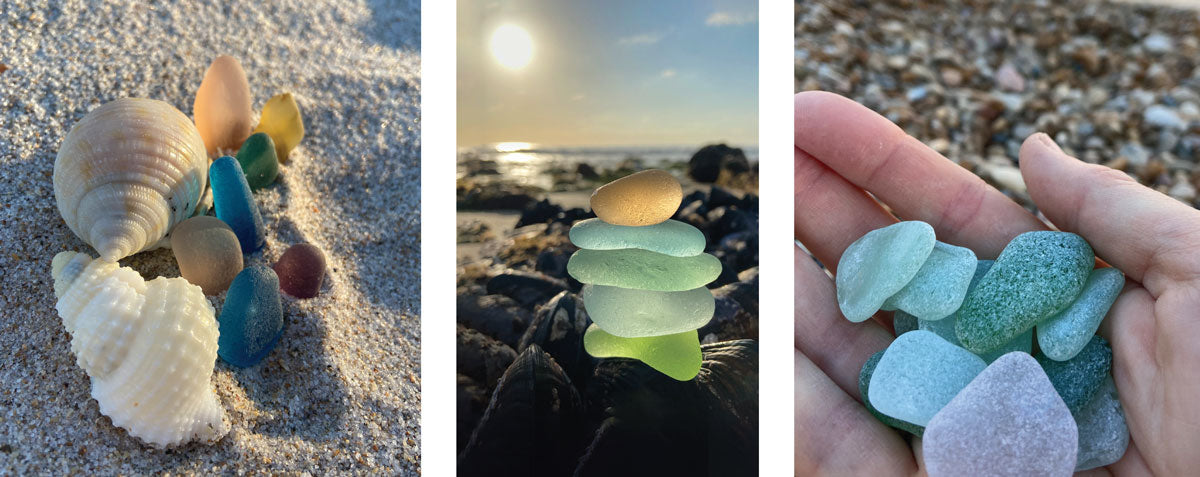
top-left (0, 0), bottom-right (421, 473)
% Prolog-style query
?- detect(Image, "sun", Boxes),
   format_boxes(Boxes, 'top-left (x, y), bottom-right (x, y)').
top-left (490, 24), bottom-right (533, 70)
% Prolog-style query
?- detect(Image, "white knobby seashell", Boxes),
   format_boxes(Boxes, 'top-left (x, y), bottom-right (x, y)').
top-left (54, 98), bottom-right (208, 262)
top-left (52, 251), bottom-right (229, 448)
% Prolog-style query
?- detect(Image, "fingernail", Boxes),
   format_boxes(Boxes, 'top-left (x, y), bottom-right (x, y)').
top-left (1036, 132), bottom-right (1064, 154)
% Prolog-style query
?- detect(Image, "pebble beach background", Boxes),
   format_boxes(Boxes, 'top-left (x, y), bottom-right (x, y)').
top-left (0, 0), bottom-right (421, 473)
top-left (796, 0), bottom-right (1200, 211)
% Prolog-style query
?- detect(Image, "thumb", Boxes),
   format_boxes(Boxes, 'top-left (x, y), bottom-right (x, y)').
top-left (1019, 132), bottom-right (1200, 291)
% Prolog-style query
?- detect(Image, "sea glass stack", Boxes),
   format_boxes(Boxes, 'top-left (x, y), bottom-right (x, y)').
top-left (567, 169), bottom-right (721, 381)
top-left (836, 221), bottom-right (1129, 474)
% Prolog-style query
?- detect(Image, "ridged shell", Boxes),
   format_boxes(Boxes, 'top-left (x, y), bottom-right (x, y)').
top-left (54, 98), bottom-right (208, 262)
top-left (51, 251), bottom-right (229, 448)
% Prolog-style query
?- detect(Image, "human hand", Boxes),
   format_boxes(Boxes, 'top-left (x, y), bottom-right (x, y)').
top-left (793, 91), bottom-right (1200, 476)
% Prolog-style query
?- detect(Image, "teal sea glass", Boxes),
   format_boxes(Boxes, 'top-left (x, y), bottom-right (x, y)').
top-left (569, 218), bottom-right (705, 257)
top-left (217, 265), bottom-right (284, 367)
top-left (837, 221), bottom-right (936, 322)
top-left (882, 241), bottom-right (977, 321)
top-left (859, 350), bottom-right (925, 436)
top-left (868, 330), bottom-right (987, 426)
top-left (567, 248), bottom-right (721, 291)
top-left (1038, 268), bottom-right (1124, 361)
top-left (581, 284), bottom-right (714, 337)
top-left (210, 156), bottom-right (266, 254)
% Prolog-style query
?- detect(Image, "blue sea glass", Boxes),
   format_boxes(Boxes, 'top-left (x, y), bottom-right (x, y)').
top-left (218, 265), bottom-right (284, 367)
top-left (210, 156), bottom-right (265, 253)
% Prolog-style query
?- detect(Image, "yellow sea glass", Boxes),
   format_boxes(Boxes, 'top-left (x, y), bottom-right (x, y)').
top-left (582, 324), bottom-right (702, 381)
top-left (253, 93), bottom-right (305, 163)
top-left (589, 169), bottom-right (682, 226)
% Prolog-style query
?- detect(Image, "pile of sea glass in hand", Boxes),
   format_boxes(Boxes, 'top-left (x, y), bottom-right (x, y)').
top-left (183, 55), bottom-right (326, 367)
top-left (838, 221), bottom-right (1128, 475)
top-left (566, 170), bottom-right (722, 381)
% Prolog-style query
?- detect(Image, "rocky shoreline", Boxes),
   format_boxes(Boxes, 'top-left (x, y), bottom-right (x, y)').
top-left (456, 144), bottom-right (760, 473)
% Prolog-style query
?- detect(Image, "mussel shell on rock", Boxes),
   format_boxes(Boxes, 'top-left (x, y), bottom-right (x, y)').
top-left (486, 270), bottom-right (571, 308)
top-left (457, 324), bottom-right (518, 385)
top-left (458, 345), bottom-right (588, 476)
top-left (517, 291), bottom-right (595, 385)
top-left (457, 293), bottom-right (532, 349)
top-left (574, 340), bottom-right (758, 476)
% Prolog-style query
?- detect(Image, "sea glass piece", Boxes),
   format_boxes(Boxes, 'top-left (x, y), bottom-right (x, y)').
top-left (923, 312), bottom-right (1032, 363)
top-left (859, 350), bottom-right (924, 436)
top-left (1036, 336), bottom-right (1112, 415)
top-left (1074, 377), bottom-right (1129, 471)
top-left (217, 266), bottom-right (284, 367)
top-left (210, 156), bottom-right (265, 253)
top-left (924, 352), bottom-right (1077, 477)
top-left (274, 243), bottom-right (327, 299)
top-left (252, 93), bottom-right (305, 163)
top-left (1038, 268), bottom-right (1124, 361)
top-left (567, 248), bottom-right (721, 292)
top-left (868, 330), bottom-right (986, 426)
top-left (582, 324), bottom-right (701, 381)
top-left (957, 231), bottom-right (1094, 353)
top-left (836, 221), bottom-right (936, 322)
top-left (582, 284), bottom-right (714, 337)
top-left (193, 55), bottom-right (253, 157)
top-left (569, 218), bottom-right (705, 257)
top-left (892, 310), bottom-right (918, 336)
top-left (235, 132), bottom-right (280, 190)
top-left (589, 169), bottom-right (682, 226)
top-left (169, 216), bottom-right (243, 295)
top-left (882, 241), bottom-right (976, 320)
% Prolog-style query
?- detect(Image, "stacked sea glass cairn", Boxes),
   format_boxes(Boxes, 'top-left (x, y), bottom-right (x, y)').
top-left (837, 221), bottom-right (1128, 475)
top-left (567, 170), bottom-right (722, 381)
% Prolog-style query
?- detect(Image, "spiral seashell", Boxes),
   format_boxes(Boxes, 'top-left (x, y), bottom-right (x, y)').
top-left (51, 251), bottom-right (229, 448)
top-left (54, 98), bottom-right (208, 262)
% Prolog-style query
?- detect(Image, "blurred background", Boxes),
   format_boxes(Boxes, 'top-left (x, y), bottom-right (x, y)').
top-left (796, 0), bottom-right (1200, 211)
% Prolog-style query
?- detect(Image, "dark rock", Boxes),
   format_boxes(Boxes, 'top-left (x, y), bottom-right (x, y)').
top-left (738, 192), bottom-right (759, 212)
top-left (697, 296), bottom-right (757, 341)
top-left (713, 231), bottom-right (758, 273)
top-left (518, 291), bottom-right (595, 384)
top-left (688, 144), bottom-right (751, 183)
top-left (457, 324), bottom-right (518, 385)
top-left (457, 182), bottom-right (538, 210)
top-left (575, 340), bottom-right (759, 476)
top-left (708, 261), bottom-right (740, 289)
top-left (576, 163), bottom-right (599, 180)
top-left (457, 374), bottom-right (490, 452)
top-left (516, 199), bottom-right (562, 228)
top-left (680, 190), bottom-right (708, 213)
top-left (534, 247), bottom-right (573, 279)
top-left (457, 293), bottom-right (533, 349)
top-left (706, 207), bottom-right (758, 239)
top-left (459, 345), bottom-right (588, 475)
top-left (487, 271), bottom-right (570, 308)
top-left (714, 267), bottom-right (759, 316)
top-left (708, 186), bottom-right (741, 209)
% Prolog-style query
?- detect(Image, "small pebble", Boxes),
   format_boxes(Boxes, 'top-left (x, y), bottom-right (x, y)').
top-left (274, 243), bottom-right (328, 299)
top-left (882, 241), bottom-right (976, 321)
top-left (957, 231), bottom-right (1094, 354)
top-left (567, 248), bottom-right (721, 292)
top-left (859, 350), bottom-right (924, 436)
top-left (253, 92), bottom-right (305, 163)
top-left (924, 352), bottom-right (1077, 477)
top-left (169, 216), bottom-right (243, 295)
top-left (581, 284), bottom-right (713, 338)
top-left (235, 132), bottom-right (280, 190)
top-left (217, 266), bottom-right (284, 367)
top-left (1037, 268), bottom-right (1124, 361)
top-left (868, 330), bottom-right (986, 426)
top-left (1036, 336), bottom-right (1112, 415)
top-left (582, 324), bottom-right (701, 381)
top-left (1074, 376), bottom-right (1130, 471)
top-left (837, 221), bottom-right (936, 322)
top-left (210, 156), bottom-right (266, 254)
top-left (588, 169), bottom-right (682, 226)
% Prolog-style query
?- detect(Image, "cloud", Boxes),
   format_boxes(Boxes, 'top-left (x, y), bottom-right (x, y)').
top-left (705, 11), bottom-right (755, 26)
top-left (660, 69), bottom-right (677, 78)
top-left (618, 32), bottom-right (663, 46)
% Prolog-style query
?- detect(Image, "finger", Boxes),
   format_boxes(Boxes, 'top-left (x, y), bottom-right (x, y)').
top-left (1105, 435), bottom-right (1152, 476)
top-left (1020, 132), bottom-right (1200, 292)
top-left (795, 91), bottom-right (1047, 258)
top-left (795, 349), bottom-right (916, 476)
top-left (795, 243), bottom-right (894, 398)
top-left (795, 147), bottom-right (897, 273)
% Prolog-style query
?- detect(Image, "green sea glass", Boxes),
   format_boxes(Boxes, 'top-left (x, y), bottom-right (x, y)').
top-left (859, 350), bottom-right (924, 436)
top-left (567, 248), bottom-right (721, 291)
top-left (893, 310), bottom-right (918, 336)
top-left (235, 132), bottom-right (279, 190)
top-left (956, 231), bottom-right (1094, 354)
top-left (581, 284), bottom-right (714, 337)
top-left (1038, 268), bottom-right (1124, 361)
top-left (868, 330), bottom-right (987, 426)
top-left (1074, 376), bottom-right (1129, 471)
top-left (582, 324), bottom-right (702, 381)
top-left (882, 241), bottom-right (976, 320)
top-left (837, 221), bottom-right (936, 322)
top-left (1036, 336), bottom-right (1112, 415)
top-left (569, 218), bottom-right (705, 257)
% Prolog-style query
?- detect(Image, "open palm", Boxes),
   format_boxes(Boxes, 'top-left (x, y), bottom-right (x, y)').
top-left (793, 91), bottom-right (1200, 476)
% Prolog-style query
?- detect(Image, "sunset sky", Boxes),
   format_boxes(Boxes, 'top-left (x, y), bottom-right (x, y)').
top-left (457, 0), bottom-right (758, 148)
